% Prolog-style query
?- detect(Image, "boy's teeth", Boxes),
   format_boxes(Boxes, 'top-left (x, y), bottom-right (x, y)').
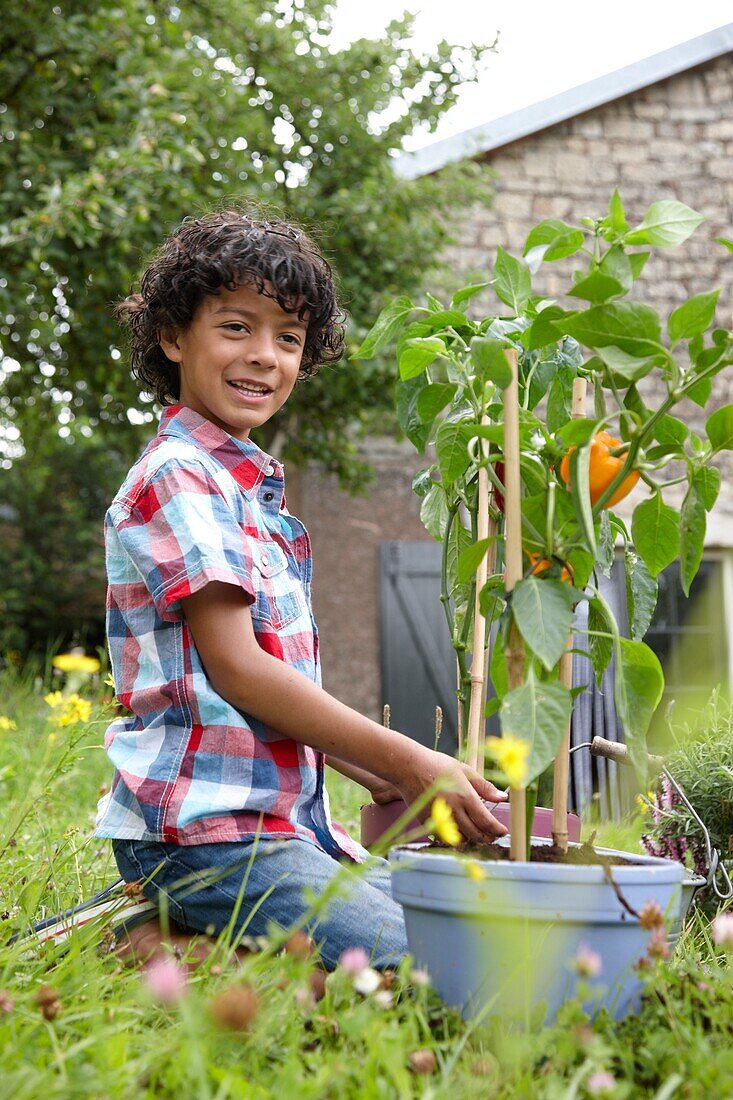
top-left (230, 381), bottom-right (269, 394)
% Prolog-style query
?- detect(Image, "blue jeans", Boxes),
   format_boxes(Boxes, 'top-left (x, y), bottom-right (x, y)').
top-left (113, 836), bottom-right (408, 970)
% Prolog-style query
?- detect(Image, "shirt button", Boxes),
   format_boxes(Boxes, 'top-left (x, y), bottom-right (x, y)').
top-left (265, 464), bottom-right (275, 476)
top-left (263, 491), bottom-right (274, 502)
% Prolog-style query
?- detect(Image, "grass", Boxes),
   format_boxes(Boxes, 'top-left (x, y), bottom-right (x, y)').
top-left (0, 663), bottom-right (731, 1099)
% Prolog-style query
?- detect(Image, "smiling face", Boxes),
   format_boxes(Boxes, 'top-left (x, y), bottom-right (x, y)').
top-left (159, 283), bottom-right (307, 441)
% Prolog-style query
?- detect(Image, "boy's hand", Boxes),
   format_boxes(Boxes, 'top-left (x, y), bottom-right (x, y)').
top-left (394, 747), bottom-right (509, 844)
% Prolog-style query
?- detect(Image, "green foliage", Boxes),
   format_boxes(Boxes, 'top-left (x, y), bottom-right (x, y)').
top-left (0, 430), bottom-right (130, 655)
top-left (642, 689), bottom-right (733, 881)
top-left (358, 190), bottom-right (732, 788)
top-left (0, 0), bottom-right (494, 484)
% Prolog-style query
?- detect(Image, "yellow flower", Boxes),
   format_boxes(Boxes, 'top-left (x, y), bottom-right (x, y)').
top-left (465, 860), bottom-right (487, 882)
top-left (485, 735), bottom-right (530, 789)
top-left (52, 653), bottom-right (101, 674)
top-left (46, 693), bottom-right (93, 728)
top-left (0, 716), bottom-right (17, 731)
top-left (431, 796), bottom-right (461, 847)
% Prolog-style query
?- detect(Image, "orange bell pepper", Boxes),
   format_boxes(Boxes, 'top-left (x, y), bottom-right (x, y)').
top-left (559, 430), bottom-right (639, 509)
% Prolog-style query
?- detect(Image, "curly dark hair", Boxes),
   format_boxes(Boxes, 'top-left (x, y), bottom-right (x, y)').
top-left (115, 208), bottom-right (345, 404)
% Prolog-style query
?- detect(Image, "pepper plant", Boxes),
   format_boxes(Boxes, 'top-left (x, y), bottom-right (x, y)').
top-left (356, 191), bottom-right (732, 841)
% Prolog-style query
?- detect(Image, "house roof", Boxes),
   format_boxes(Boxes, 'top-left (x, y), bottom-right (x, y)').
top-left (394, 23), bottom-right (733, 180)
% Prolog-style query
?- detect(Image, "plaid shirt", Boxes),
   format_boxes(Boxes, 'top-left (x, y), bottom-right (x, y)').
top-left (95, 406), bottom-right (360, 860)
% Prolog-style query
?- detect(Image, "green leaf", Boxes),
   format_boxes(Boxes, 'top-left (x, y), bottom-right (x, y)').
top-left (420, 483), bottom-right (449, 540)
top-left (668, 290), bottom-right (720, 343)
top-left (693, 465), bottom-right (721, 512)
top-left (654, 415), bottom-right (689, 446)
top-left (546, 365), bottom-right (576, 433)
top-left (595, 345), bottom-right (657, 382)
top-left (587, 596), bottom-right (614, 685)
top-left (706, 404), bottom-right (733, 451)
top-left (599, 246), bottom-right (633, 293)
top-left (416, 309), bottom-right (474, 333)
top-left (624, 548), bottom-right (658, 641)
top-left (493, 246), bottom-right (531, 314)
top-left (457, 537), bottom-right (494, 584)
top-left (714, 237), bottom-right (733, 253)
top-left (451, 282), bottom-right (491, 308)
top-left (500, 672), bottom-right (573, 786)
top-left (470, 337), bottom-right (514, 389)
top-left (416, 382), bottom-right (458, 424)
top-left (435, 421), bottom-right (470, 483)
top-left (395, 375), bottom-right (430, 450)
top-left (512, 576), bottom-right (574, 671)
top-left (565, 548), bottom-right (594, 591)
top-left (628, 251), bottom-right (651, 281)
top-left (447, 519), bottom-right (473, 618)
top-left (490, 626), bottom-right (509, 699)
top-left (411, 468), bottom-right (434, 499)
top-left (521, 305), bottom-right (566, 351)
top-left (625, 201), bottom-right (704, 248)
top-left (687, 377), bottom-right (712, 407)
top-left (562, 302), bottom-right (662, 356)
top-left (679, 482), bottom-right (706, 596)
top-left (614, 639), bottom-right (664, 780)
top-left (568, 441), bottom-right (596, 557)
top-left (568, 270), bottom-right (626, 304)
top-left (608, 189), bottom-right (629, 234)
top-left (631, 495), bottom-right (680, 577)
top-left (355, 295), bottom-right (414, 358)
top-left (398, 336), bottom-right (446, 381)
top-left (556, 418), bottom-right (598, 447)
top-left (597, 510), bottom-right (615, 578)
top-left (523, 219), bottom-right (585, 263)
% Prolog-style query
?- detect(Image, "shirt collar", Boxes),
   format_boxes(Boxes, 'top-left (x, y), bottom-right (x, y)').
top-left (158, 406), bottom-right (282, 493)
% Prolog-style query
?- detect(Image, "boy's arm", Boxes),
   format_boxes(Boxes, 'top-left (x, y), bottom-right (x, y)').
top-left (180, 582), bottom-right (507, 843)
top-left (325, 757), bottom-right (402, 804)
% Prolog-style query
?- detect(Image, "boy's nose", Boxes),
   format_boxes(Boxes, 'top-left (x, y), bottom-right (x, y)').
top-left (244, 335), bottom-right (278, 368)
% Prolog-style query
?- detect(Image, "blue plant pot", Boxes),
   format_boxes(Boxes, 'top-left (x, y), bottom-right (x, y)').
top-left (390, 839), bottom-right (685, 1024)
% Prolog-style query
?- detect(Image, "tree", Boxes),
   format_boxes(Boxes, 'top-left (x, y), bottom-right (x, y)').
top-left (0, 0), bottom-right (494, 485)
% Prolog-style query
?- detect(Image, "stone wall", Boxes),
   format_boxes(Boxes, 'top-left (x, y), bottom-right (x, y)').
top-left (298, 51), bottom-right (733, 721)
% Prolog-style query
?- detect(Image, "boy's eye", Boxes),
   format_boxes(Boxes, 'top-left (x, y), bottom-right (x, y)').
top-left (281, 333), bottom-right (302, 346)
top-left (222, 322), bottom-right (248, 333)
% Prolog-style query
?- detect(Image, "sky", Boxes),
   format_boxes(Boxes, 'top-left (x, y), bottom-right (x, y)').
top-left (328, 0), bottom-right (732, 150)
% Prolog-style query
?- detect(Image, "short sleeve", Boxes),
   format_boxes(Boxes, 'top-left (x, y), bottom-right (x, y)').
top-left (112, 460), bottom-right (257, 621)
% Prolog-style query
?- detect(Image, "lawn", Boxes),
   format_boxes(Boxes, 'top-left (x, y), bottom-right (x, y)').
top-left (0, 663), bottom-right (731, 1099)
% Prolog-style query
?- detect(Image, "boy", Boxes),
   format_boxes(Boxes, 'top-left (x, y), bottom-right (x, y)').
top-left (97, 209), bottom-right (507, 969)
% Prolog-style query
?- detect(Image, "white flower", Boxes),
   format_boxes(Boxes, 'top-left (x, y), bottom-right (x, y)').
top-left (353, 967), bottom-right (381, 995)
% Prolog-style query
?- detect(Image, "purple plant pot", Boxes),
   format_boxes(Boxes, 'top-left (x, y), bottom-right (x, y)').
top-left (360, 798), bottom-right (581, 850)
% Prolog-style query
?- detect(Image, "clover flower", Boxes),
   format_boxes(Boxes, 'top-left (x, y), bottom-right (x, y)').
top-left (711, 911), bottom-right (733, 950)
top-left (0, 717), bottom-right (17, 732)
top-left (573, 944), bottom-right (602, 978)
top-left (587, 1071), bottom-right (616, 1096)
top-left (430, 796), bottom-right (461, 846)
top-left (339, 947), bottom-right (371, 975)
top-left (352, 967), bottom-right (381, 995)
top-left (143, 956), bottom-right (188, 1004)
top-left (485, 735), bottom-right (529, 788)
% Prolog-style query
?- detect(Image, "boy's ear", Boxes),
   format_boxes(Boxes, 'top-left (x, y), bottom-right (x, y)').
top-left (159, 327), bottom-right (183, 363)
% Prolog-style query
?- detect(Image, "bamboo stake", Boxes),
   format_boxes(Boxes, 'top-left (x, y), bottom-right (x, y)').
top-left (502, 348), bottom-right (526, 861)
top-left (466, 416), bottom-right (497, 772)
top-left (551, 376), bottom-right (588, 852)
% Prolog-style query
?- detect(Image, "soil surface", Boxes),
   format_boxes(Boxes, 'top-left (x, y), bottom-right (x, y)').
top-left (421, 839), bottom-right (640, 867)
